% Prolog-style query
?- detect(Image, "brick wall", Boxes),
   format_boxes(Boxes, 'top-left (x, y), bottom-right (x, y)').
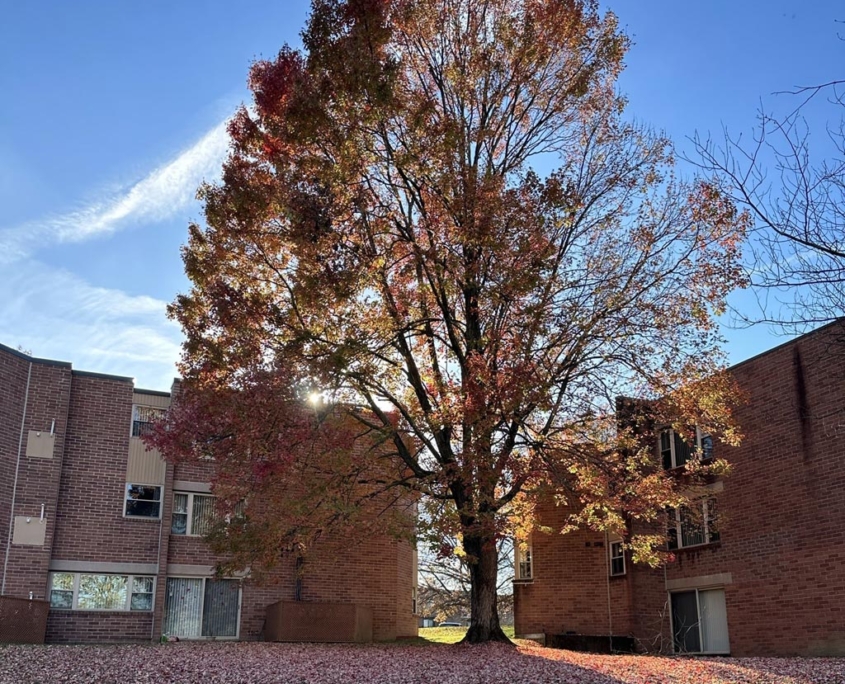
top-left (0, 348), bottom-right (32, 593)
top-left (0, 345), bottom-right (418, 644)
top-left (514, 501), bottom-right (633, 639)
top-left (515, 321), bottom-right (845, 656)
top-left (1, 353), bottom-right (73, 601)
top-left (46, 611), bottom-right (154, 643)
top-left (51, 373), bottom-right (162, 565)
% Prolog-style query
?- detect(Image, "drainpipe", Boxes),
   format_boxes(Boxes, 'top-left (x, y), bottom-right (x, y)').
top-left (2, 361), bottom-right (32, 595)
top-left (605, 531), bottom-right (613, 653)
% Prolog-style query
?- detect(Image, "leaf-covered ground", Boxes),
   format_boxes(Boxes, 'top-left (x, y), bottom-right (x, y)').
top-left (0, 641), bottom-right (842, 684)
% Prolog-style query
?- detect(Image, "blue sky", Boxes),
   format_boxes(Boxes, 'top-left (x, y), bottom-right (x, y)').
top-left (1, 1), bottom-right (842, 390)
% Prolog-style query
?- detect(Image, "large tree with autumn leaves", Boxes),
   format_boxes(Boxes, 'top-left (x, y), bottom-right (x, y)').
top-left (158, 0), bottom-right (749, 643)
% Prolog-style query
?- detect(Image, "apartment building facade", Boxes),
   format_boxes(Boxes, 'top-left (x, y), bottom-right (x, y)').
top-left (0, 343), bottom-right (418, 643)
top-left (514, 321), bottom-right (845, 657)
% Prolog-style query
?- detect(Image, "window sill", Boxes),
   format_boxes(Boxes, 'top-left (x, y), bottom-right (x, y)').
top-left (609, 573), bottom-right (627, 580)
top-left (512, 578), bottom-right (534, 585)
top-left (670, 541), bottom-right (721, 554)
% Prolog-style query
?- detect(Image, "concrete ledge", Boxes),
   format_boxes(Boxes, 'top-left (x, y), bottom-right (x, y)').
top-left (666, 572), bottom-right (732, 591)
top-left (48, 560), bottom-right (159, 575)
top-left (173, 481), bottom-right (212, 493)
top-left (265, 601), bottom-right (373, 643)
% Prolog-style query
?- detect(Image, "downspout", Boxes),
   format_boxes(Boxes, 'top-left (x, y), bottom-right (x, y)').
top-left (151, 483), bottom-right (165, 642)
top-left (605, 531), bottom-right (612, 653)
top-left (2, 361), bottom-right (32, 594)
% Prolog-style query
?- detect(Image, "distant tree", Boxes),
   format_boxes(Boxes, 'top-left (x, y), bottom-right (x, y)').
top-left (157, 0), bottom-right (748, 643)
top-left (695, 51), bottom-right (845, 331)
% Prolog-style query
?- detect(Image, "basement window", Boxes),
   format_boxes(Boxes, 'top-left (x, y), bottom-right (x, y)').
top-left (124, 484), bottom-right (162, 518)
top-left (49, 572), bottom-right (155, 611)
top-left (671, 587), bottom-right (730, 654)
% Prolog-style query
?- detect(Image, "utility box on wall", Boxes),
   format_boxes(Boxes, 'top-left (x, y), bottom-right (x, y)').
top-left (265, 601), bottom-right (373, 643)
top-left (0, 597), bottom-right (49, 644)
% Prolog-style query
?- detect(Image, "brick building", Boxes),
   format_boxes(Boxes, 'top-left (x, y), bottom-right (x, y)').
top-left (514, 321), bottom-right (845, 657)
top-left (0, 342), bottom-right (418, 643)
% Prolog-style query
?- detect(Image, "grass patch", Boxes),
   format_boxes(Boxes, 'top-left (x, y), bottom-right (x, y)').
top-left (416, 625), bottom-right (515, 644)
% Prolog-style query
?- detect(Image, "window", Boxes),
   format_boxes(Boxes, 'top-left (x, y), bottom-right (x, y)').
top-left (671, 588), bottom-right (730, 653)
top-left (412, 587), bottom-right (417, 615)
top-left (49, 572), bottom-right (155, 611)
top-left (659, 427), bottom-right (713, 469)
top-left (668, 498), bottom-right (719, 550)
top-left (125, 484), bottom-right (162, 518)
top-left (131, 405), bottom-right (165, 438)
top-left (172, 492), bottom-right (217, 536)
top-left (609, 541), bottom-right (625, 576)
top-left (515, 544), bottom-right (533, 581)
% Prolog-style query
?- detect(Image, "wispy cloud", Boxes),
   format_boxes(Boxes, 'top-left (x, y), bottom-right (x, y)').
top-left (0, 119), bottom-right (230, 263)
top-left (0, 262), bottom-right (183, 390)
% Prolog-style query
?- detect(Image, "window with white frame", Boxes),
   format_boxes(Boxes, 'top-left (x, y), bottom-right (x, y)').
top-left (49, 572), bottom-right (155, 611)
top-left (609, 540), bottom-right (625, 576)
top-left (659, 427), bottom-right (714, 469)
top-left (124, 484), bottom-right (162, 518)
top-left (671, 587), bottom-right (730, 654)
top-left (172, 492), bottom-right (217, 536)
top-left (515, 544), bottom-right (533, 581)
top-left (131, 405), bottom-right (165, 438)
top-left (668, 498), bottom-right (719, 550)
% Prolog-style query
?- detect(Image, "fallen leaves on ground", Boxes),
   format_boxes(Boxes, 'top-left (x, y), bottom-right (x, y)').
top-left (0, 641), bottom-right (842, 684)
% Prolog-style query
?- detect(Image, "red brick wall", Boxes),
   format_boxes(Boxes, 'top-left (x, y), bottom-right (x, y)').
top-left (51, 373), bottom-right (162, 564)
top-left (515, 322), bottom-right (845, 656)
top-left (0, 348), bottom-right (32, 592)
top-left (0, 346), bottom-right (417, 644)
top-left (46, 611), bottom-right (154, 643)
top-left (1, 354), bottom-right (73, 601)
top-left (514, 501), bottom-right (633, 639)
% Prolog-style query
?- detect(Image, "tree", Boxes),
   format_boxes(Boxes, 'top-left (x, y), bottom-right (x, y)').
top-left (418, 537), bottom-right (514, 624)
top-left (162, 0), bottom-right (748, 643)
top-left (695, 73), bottom-right (845, 331)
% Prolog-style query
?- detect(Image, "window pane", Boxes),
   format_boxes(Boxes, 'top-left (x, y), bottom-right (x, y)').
top-left (172, 512), bottom-right (188, 535)
top-left (127, 485), bottom-right (161, 502)
top-left (660, 430), bottom-right (673, 469)
top-left (671, 591), bottom-right (701, 653)
top-left (202, 580), bottom-right (240, 637)
top-left (707, 499), bottom-right (720, 543)
top-left (173, 493), bottom-right (188, 514)
top-left (133, 577), bottom-right (154, 594)
top-left (673, 432), bottom-right (692, 468)
top-left (51, 573), bottom-right (74, 591)
top-left (50, 590), bottom-right (73, 609)
top-left (700, 434), bottom-right (714, 460)
top-left (130, 592), bottom-right (153, 611)
top-left (191, 495), bottom-right (216, 536)
top-left (132, 406), bottom-right (165, 437)
top-left (699, 589), bottom-right (730, 653)
top-left (164, 578), bottom-right (203, 637)
top-left (680, 507), bottom-right (706, 547)
top-left (78, 575), bottom-right (127, 610)
top-left (126, 500), bottom-right (161, 518)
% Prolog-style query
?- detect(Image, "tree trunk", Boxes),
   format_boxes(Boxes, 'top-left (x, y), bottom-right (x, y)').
top-left (461, 532), bottom-right (512, 644)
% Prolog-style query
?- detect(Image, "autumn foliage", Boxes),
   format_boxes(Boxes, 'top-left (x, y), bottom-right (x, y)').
top-left (157, 0), bottom-right (749, 642)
